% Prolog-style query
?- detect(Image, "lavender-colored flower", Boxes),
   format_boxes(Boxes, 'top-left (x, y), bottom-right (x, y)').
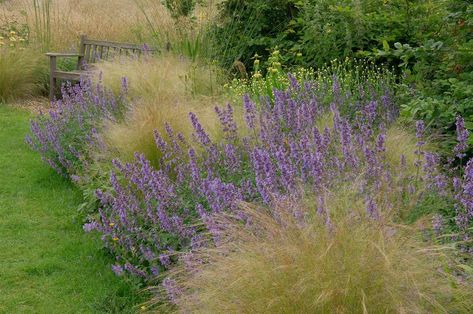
top-left (159, 253), bottom-right (172, 268)
top-left (196, 204), bottom-right (220, 243)
top-left (189, 112), bottom-right (212, 147)
top-left (243, 94), bottom-right (257, 129)
top-left (453, 177), bottom-right (461, 193)
top-left (375, 133), bottom-right (386, 154)
top-left (363, 100), bottom-right (378, 126)
top-left (124, 263), bottom-right (148, 279)
top-left (83, 221), bottom-right (100, 233)
top-left (415, 120), bottom-right (425, 146)
top-left (215, 104), bottom-right (238, 142)
top-left (162, 277), bottom-right (182, 304)
top-left (454, 116), bottom-right (469, 159)
top-left (432, 214), bottom-right (444, 236)
top-left (460, 159), bottom-right (473, 219)
top-left (140, 246), bottom-right (156, 261)
top-left (53, 73), bottom-right (422, 279)
top-left (26, 77), bottom-right (126, 178)
top-left (111, 264), bottom-right (124, 276)
top-left (150, 266), bottom-right (160, 276)
top-left (365, 196), bottom-right (379, 220)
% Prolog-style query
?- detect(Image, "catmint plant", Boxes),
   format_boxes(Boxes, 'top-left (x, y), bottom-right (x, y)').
top-left (26, 77), bottom-right (127, 178)
top-left (89, 74), bottom-right (407, 279)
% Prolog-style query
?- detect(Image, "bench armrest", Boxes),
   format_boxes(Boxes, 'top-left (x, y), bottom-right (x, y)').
top-left (46, 52), bottom-right (83, 57)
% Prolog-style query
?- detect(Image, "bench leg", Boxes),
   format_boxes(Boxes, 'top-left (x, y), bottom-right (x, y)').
top-left (49, 56), bottom-right (57, 101)
top-left (49, 76), bottom-right (57, 101)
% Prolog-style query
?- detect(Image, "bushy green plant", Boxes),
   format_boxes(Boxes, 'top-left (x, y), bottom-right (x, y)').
top-left (209, 0), bottom-right (445, 71)
top-left (163, 0), bottom-right (198, 19)
top-left (225, 51), bottom-right (397, 115)
top-left (224, 49), bottom-right (313, 102)
top-left (299, 0), bottom-right (445, 67)
top-left (208, 0), bottom-right (300, 70)
top-left (390, 2), bottom-right (473, 155)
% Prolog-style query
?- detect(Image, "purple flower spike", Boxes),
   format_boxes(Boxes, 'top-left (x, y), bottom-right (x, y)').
top-left (454, 116), bottom-right (469, 159)
top-left (365, 196), bottom-right (379, 220)
top-left (415, 120), bottom-right (425, 146)
top-left (159, 253), bottom-right (172, 268)
top-left (243, 94), bottom-right (257, 129)
top-left (162, 277), bottom-right (182, 304)
top-left (432, 214), bottom-right (444, 236)
top-left (111, 264), bottom-right (124, 276)
top-left (83, 221), bottom-right (99, 233)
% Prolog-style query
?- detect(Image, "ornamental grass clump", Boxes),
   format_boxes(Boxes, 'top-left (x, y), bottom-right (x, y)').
top-left (96, 53), bottom-right (224, 165)
top-left (0, 47), bottom-right (47, 102)
top-left (155, 199), bottom-right (473, 313)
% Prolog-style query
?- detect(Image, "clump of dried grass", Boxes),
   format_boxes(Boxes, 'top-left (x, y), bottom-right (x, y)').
top-left (96, 53), bottom-right (226, 164)
top-left (156, 192), bottom-right (473, 313)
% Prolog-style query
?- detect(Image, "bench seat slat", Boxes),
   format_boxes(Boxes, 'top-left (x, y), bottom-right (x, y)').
top-left (46, 52), bottom-right (83, 57)
top-left (83, 39), bottom-right (144, 51)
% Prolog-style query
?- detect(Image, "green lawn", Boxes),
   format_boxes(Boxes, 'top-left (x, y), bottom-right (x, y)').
top-left (0, 105), bottom-right (140, 313)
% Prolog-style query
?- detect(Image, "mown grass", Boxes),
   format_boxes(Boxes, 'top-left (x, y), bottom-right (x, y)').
top-left (0, 105), bottom-right (142, 313)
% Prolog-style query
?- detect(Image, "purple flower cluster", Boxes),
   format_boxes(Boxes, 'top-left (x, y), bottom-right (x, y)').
top-left (430, 117), bottom-right (473, 252)
top-left (452, 159), bottom-right (473, 251)
top-left (26, 77), bottom-right (127, 178)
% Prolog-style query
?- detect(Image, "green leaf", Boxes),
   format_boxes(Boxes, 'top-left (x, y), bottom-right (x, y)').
top-left (382, 40), bottom-right (390, 52)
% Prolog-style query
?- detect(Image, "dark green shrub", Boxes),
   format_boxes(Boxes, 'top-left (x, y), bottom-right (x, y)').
top-left (392, 2), bottom-right (473, 155)
top-left (208, 0), bottom-right (300, 71)
top-left (208, 0), bottom-right (445, 71)
top-left (163, 0), bottom-right (197, 19)
top-left (299, 0), bottom-right (444, 67)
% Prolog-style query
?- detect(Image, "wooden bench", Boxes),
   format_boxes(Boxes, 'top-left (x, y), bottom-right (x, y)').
top-left (47, 35), bottom-right (154, 100)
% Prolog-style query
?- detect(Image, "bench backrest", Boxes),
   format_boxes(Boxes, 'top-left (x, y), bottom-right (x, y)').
top-left (79, 35), bottom-right (152, 64)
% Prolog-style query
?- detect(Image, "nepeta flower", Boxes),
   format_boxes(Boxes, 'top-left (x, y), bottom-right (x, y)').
top-left (415, 120), bottom-right (425, 147)
top-left (162, 277), bottom-right (182, 304)
top-left (365, 196), bottom-right (379, 220)
top-left (432, 214), bottom-right (444, 236)
top-left (83, 221), bottom-right (100, 233)
top-left (455, 116), bottom-right (469, 159)
top-left (111, 264), bottom-right (124, 276)
top-left (243, 94), bottom-right (257, 129)
top-left (159, 253), bottom-right (172, 268)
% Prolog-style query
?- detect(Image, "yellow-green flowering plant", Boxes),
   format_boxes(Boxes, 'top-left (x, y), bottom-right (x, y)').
top-left (225, 48), bottom-right (313, 103)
